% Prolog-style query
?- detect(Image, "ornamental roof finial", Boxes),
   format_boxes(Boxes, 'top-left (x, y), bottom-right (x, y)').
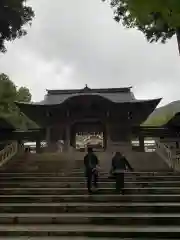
top-left (83, 84), bottom-right (90, 91)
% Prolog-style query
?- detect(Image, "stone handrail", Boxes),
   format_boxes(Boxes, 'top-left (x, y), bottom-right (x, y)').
top-left (132, 141), bottom-right (156, 152)
top-left (0, 141), bottom-right (18, 167)
top-left (156, 140), bottom-right (179, 171)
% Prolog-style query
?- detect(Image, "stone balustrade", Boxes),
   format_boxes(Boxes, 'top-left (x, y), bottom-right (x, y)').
top-left (156, 140), bottom-right (180, 171)
top-left (0, 141), bottom-right (18, 167)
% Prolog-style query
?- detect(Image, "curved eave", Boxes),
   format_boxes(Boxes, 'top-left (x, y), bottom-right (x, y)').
top-left (132, 98), bottom-right (161, 109)
top-left (132, 98), bottom-right (161, 125)
top-left (15, 102), bottom-right (50, 126)
top-left (15, 98), bottom-right (162, 109)
top-left (15, 98), bottom-right (161, 126)
top-left (16, 98), bottom-right (161, 107)
top-left (0, 118), bottom-right (15, 130)
top-left (166, 112), bottom-right (180, 127)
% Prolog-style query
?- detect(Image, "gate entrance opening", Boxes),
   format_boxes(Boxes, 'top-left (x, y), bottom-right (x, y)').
top-left (71, 121), bottom-right (105, 151)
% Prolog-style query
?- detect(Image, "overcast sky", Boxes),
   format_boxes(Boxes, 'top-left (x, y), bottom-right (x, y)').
top-left (0, 0), bottom-right (180, 106)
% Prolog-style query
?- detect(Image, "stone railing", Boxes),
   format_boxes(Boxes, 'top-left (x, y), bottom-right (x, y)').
top-left (156, 140), bottom-right (180, 171)
top-left (0, 141), bottom-right (18, 167)
top-left (132, 140), bottom-right (156, 152)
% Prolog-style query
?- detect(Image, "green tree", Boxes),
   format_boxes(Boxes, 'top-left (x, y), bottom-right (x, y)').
top-left (103, 0), bottom-right (180, 53)
top-left (16, 87), bottom-right (31, 102)
top-left (0, 73), bottom-right (37, 129)
top-left (0, 0), bottom-right (34, 53)
top-left (0, 73), bottom-right (17, 113)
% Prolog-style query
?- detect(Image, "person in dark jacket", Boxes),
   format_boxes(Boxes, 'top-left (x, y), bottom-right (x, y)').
top-left (111, 152), bottom-right (133, 194)
top-left (84, 147), bottom-right (99, 193)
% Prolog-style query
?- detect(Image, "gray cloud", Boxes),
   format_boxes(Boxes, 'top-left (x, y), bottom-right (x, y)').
top-left (0, 0), bottom-right (179, 105)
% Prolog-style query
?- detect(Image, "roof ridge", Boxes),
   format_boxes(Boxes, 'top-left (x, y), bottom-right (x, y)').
top-left (46, 87), bottom-right (132, 95)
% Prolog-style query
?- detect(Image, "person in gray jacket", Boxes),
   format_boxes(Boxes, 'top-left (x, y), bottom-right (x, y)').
top-left (111, 152), bottom-right (133, 194)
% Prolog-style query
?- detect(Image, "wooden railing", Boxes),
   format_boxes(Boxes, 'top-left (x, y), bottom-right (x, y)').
top-left (0, 141), bottom-right (18, 167)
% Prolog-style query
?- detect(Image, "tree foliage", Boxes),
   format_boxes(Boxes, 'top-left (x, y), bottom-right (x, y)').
top-left (0, 0), bottom-right (34, 52)
top-left (0, 73), bottom-right (37, 129)
top-left (103, 0), bottom-right (180, 51)
top-left (143, 112), bottom-right (172, 126)
top-left (16, 87), bottom-right (31, 102)
top-left (0, 73), bottom-right (16, 106)
top-left (143, 100), bottom-right (180, 126)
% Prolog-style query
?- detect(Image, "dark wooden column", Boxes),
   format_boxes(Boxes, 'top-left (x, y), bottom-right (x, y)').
top-left (64, 124), bottom-right (70, 152)
top-left (103, 131), bottom-right (107, 150)
top-left (106, 122), bottom-right (112, 150)
top-left (63, 111), bottom-right (71, 152)
top-left (71, 130), bottom-right (76, 148)
top-left (139, 135), bottom-right (145, 152)
top-left (36, 139), bottom-right (41, 153)
top-left (105, 111), bottom-right (111, 150)
top-left (46, 126), bottom-right (51, 150)
top-left (45, 109), bottom-right (52, 152)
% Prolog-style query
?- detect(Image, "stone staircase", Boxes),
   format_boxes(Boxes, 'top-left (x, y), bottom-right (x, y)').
top-left (0, 155), bottom-right (180, 238)
top-left (0, 151), bottom-right (170, 173)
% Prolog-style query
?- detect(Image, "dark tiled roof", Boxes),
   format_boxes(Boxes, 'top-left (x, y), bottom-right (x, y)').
top-left (36, 87), bottom-right (135, 105)
top-left (41, 92), bottom-right (135, 105)
top-left (16, 87), bottom-right (161, 107)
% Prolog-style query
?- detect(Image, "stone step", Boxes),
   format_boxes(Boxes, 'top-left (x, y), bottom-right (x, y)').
top-left (0, 176), bottom-right (179, 182)
top-left (0, 238), bottom-right (168, 240)
top-left (0, 202), bottom-right (180, 213)
top-left (0, 181), bottom-right (179, 188)
top-left (0, 171), bottom-right (176, 175)
top-left (0, 238), bottom-right (164, 240)
top-left (72, 170), bottom-right (176, 175)
top-left (0, 173), bottom-right (178, 178)
top-left (0, 194), bottom-right (180, 203)
top-left (0, 224), bottom-right (178, 238)
top-left (66, 173), bottom-right (179, 178)
top-left (0, 213), bottom-right (180, 225)
top-left (0, 187), bottom-right (180, 195)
